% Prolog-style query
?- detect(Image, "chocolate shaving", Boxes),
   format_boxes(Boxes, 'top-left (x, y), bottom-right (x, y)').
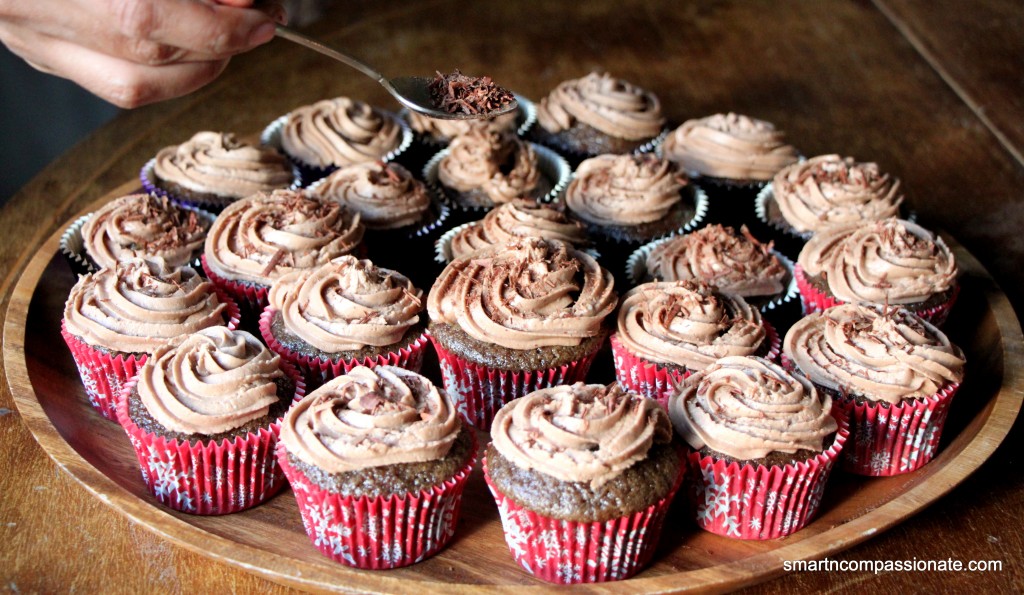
top-left (261, 248), bottom-right (287, 277)
top-left (428, 69), bottom-right (515, 116)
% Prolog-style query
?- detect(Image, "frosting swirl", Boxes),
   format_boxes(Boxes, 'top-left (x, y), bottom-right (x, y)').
top-left (536, 72), bottom-right (664, 140)
top-left (64, 258), bottom-right (228, 353)
top-left (407, 109), bottom-right (518, 141)
top-left (81, 194), bottom-right (208, 270)
top-left (282, 97), bottom-right (402, 168)
top-left (280, 365), bottom-right (459, 472)
top-left (449, 200), bottom-right (588, 260)
top-left (309, 161), bottom-right (431, 230)
top-left (784, 303), bottom-right (964, 404)
top-left (427, 237), bottom-right (617, 349)
top-left (490, 382), bottom-right (671, 488)
top-left (153, 131), bottom-right (293, 199)
top-left (617, 281), bottom-right (766, 370)
top-left (661, 113), bottom-right (799, 181)
top-left (645, 225), bottom-right (786, 297)
top-left (565, 154), bottom-right (687, 226)
top-left (797, 218), bottom-right (957, 305)
top-left (772, 155), bottom-right (904, 233)
top-left (438, 129), bottom-right (541, 204)
top-left (137, 327), bottom-right (285, 435)
top-left (268, 256), bottom-right (423, 352)
top-left (204, 190), bottom-right (364, 285)
top-left (669, 356), bottom-right (838, 460)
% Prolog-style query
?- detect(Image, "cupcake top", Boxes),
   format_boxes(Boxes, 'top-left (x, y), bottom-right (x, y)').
top-left (308, 161), bottom-right (431, 230)
top-left (784, 303), bottom-right (965, 404)
top-left (669, 356), bottom-right (838, 460)
top-left (81, 194), bottom-right (208, 270)
top-left (64, 258), bottom-right (228, 353)
top-left (268, 256), bottom-right (423, 352)
top-left (771, 154), bottom-right (904, 233)
top-left (438, 129), bottom-right (541, 205)
top-left (661, 113), bottom-right (799, 181)
top-left (448, 200), bottom-right (588, 260)
top-left (137, 327), bottom-right (285, 436)
top-left (565, 154), bottom-right (688, 226)
top-left (428, 237), bottom-right (617, 349)
top-left (490, 382), bottom-right (671, 489)
top-left (536, 72), bottom-right (664, 141)
top-left (617, 281), bottom-right (766, 371)
top-left (408, 108), bottom-right (518, 142)
top-left (152, 131), bottom-right (293, 199)
top-left (204, 189), bottom-right (364, 285)
top-left (645, 225), bottom-right (786, 297)
top-left (281, 97), bottom-right (403, 168)
top-left (280, 365), bottom-right (460, 473)
top-left (797, 218), bottom-right (957, 305)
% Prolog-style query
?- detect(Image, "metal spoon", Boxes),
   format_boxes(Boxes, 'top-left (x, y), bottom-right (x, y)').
top-left (274, 26), bottom-right (517, 121)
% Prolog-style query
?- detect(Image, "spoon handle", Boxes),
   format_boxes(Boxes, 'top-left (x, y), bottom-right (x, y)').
top-left (274, 26), bottom-right (385, 84)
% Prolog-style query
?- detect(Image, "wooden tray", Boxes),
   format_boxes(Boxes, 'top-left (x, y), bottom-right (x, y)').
top-left (5, 186), bottom-right (1022, 593)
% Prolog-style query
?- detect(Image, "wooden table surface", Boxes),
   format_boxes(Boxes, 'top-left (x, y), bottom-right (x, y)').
top-left (2, 1), bottom-right (1022, 592)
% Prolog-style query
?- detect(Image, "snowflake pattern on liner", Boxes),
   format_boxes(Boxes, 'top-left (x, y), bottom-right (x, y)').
top-left (438, 358), bottom-right (473, 422)
top-left (844, 400), bottom-right (949, 476)
top-left (144, 445), bottom-right (197, 513)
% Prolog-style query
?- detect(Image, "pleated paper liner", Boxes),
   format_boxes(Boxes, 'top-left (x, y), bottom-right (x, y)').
top-left (139, 158), bottom-right (302, 214)
top-left (609, 320), bottom-right (781, 408)
top-left (60, 294), bottom-right (241, 421)
top-left (115, 360), bottom-right (306, 515)
top-left (483, 453), bottom-right (684, 584)
top-left (277, 433), bottom-right (477, 569)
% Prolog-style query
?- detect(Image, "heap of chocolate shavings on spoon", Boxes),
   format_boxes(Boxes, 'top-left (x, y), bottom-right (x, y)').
top-left (428, 69), bottom-right (515, 116)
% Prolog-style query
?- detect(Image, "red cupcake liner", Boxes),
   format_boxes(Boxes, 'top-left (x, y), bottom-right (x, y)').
top-left (61, 295), bottom-right (241, 421)
top-left (684, 416), bottom-right (848, 540)
top-left (429, 336), bottom-right (600, 431)
top-left (610, 322), bottom-right (781, 408)
top-left (115, 360), bottom-right (305, 515)
top-left (482, 454), bottom-right (684, 584)
top-left (794, 264), bottom-right (958, 326)
top-left (258, 308), bottom-right (428, 388)
top-left (202, 254), bottom-right (270, 320)
top-left (832, 382), bottom-right (960, 476)
top-left (277, 434), bottom-right (477, 569)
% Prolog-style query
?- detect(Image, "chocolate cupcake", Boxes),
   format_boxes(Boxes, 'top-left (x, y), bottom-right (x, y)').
top-left (277, 365), bottom-right (476, 568)
top-left (260, 255), bottom-right (428, 388)
top-left (141, 131), bottom-right (296, 211)
top-left (795, 218), bottom-right (958, 325)
top-left (484, 382), bottom-right (682, 583)
top-left (660, 113), bottom-right (800, 226)
top-left (610, 280), bottom-right (779, 406)
top-left (61, 193), bottom-right (210, 276)
top-left (427, 237), bottom-right (617, 429)
top-left (668, 356), bottom-right (846, 539)
top-left (202, 189), bottom-right (364, 318)
top-left (532, 72), bottom-right (666, 162)
top-left (784, 303), bottom-right (964, 475)
top-left (117, 327), bottom-right (304, 514)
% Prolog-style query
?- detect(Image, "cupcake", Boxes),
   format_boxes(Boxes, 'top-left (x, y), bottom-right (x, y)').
top-left (277, 365), bottom-right (475, 569)
top-left (116, 327), bottom-right (304, 514)
top-left (427, 237), bottom-right (617, 429)
top-left (660, 113), bottom-right (800, 225)
top-left (795, 218), bottom-right (958, 325)
top-left (532, 72), bottom-right (666, 161)
top-left (202, 189), bottom-right (364, 318)
top-left (563, 153), bottom-right (707, 278)
top-left (141, 131), bottom-right (296, 211)
top-left (260, 255), bottom-right (428, 388)
top-left (435, 199), bottom-right (589, 263)
top-left (783, 303), bottom-right (964, 475)
top-left (755, 154), bottom-right (904, 247)
top-left (484, 382), bottom-right (683, 584)
top-left (61, 193), bottom-right (210, 276)
top-left (61, 258), bottom-right (239, 420)
top-left (610, 281), bottom-right (779, 407)
top-left (425, 128), bottom-right (569, 220)
top-left (668, 356), bottom-right (846, 539)
top-left (628, 224), bottom-right (797, 315)
top-left (264, 97), bottom-right (411, 185)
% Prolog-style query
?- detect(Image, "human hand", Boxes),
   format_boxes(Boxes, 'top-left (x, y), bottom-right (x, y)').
top-left (0, 0), bottom-right (286, 108)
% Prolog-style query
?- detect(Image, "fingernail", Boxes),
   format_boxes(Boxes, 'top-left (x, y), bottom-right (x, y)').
top-left (249, 22), bottom-right (276, 46)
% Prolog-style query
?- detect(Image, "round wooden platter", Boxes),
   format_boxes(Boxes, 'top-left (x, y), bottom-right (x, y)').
top-left (4, 185), bottom-right (1023, 593)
